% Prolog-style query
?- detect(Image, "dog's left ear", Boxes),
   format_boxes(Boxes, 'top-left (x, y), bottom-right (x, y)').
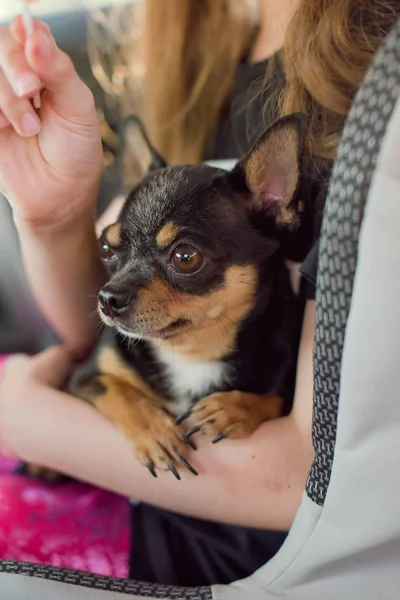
top-left (234, 113), bottom-right (308, 225)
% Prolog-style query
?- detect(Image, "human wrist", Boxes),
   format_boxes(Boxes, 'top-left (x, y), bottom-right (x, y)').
top-left (11, 172), bottom-right (101, 235)
top-left (14, 200), bottom-right (97, 241)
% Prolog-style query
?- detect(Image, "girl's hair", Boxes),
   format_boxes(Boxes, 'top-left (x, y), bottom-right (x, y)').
top-left (142, 0), bottom-right (255, 164)
top-left (91, 0), bottom-right (398, 165)
top-left (280, 0), bottom-right (398, 160)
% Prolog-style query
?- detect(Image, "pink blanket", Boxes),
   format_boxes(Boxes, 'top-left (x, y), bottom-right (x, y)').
top-left (0, 355), bottom-right (130, 577)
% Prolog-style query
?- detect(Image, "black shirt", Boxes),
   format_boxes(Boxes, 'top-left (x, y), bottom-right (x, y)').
top-left (206, 55), bottom-right (327, 298)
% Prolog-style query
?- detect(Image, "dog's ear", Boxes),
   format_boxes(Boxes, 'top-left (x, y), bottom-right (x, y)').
top-left (120, 115), bottom-right (167, 189)
top-left (233, 113), bottom-right (308, 226)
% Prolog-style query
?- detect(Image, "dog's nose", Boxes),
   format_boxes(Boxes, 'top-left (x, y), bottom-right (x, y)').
top-left (98, 285), bottom-right (132, 319)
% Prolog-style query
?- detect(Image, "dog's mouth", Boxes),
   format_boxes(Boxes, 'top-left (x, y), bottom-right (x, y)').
top-left (116, 318), bottom-right (191, 340)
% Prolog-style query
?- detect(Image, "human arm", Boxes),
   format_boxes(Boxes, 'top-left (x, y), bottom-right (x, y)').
top-left (0, 301), bottom-right (315, 531)
top-left (0, 18), bottom-right (105, 351)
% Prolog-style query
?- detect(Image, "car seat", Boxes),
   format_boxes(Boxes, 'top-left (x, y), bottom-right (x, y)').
top-left (0, 16), bottom-right (399, 600)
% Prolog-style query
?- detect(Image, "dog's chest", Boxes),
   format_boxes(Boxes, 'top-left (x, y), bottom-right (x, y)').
top-left (153, 347), bottom-right (229, 414)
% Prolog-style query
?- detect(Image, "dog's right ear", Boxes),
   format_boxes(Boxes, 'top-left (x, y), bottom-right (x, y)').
top-left (120, 115), bottom-right (167, 189)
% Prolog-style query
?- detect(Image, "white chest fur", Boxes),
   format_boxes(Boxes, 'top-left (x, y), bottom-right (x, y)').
top-left (153, 346), bottom-right (229, 414)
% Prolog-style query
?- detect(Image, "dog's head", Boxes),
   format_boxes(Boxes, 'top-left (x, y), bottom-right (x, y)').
top-left (98, 114), bottom-right (307, 359)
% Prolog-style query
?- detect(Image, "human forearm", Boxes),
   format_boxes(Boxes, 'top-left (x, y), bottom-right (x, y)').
top-left (16, 211), bottom-right (105, 351)
top-left (0, 370), bottom-right (311, 530)
top-left (0, 302), bottom-right (316, 529)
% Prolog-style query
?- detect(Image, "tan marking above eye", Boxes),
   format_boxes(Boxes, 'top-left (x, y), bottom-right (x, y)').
top-left (104, 223), bottom-right (122, 247)
top-left (156, 221), bottom-right (181, 248)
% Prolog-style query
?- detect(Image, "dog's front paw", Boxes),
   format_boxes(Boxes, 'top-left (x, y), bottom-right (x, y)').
top-left (72, 370), bottom-right (198, 480)
top-left (179, 391), bottom-right (284, 443)
top-left (18, 463), bottom-right (67, 482)
top-left (122, 403), bottom-right (198, 479)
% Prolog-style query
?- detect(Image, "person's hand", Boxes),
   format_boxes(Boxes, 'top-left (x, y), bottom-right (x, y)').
top-left (0, 17), bottom-right (103, 230)
top-left (0, 346), bottom-right (74, 459)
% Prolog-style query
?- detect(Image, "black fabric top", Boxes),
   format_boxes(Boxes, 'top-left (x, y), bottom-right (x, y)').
top-left (206, 55), bottom-right (329, 299)
top-left (300, 239), bottom-right (320, 294)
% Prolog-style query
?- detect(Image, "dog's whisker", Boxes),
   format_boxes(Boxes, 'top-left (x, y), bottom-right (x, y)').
top-left (218, 313), bottom-right (236, 327)
top-left (214, 316), bottom-right (228, 342)
top-left (238, 281), bottom-right (257, 289)
top-left (186, 326), bottom-right (200, 346)
top-left (237, 279), bottom-right (293, 301)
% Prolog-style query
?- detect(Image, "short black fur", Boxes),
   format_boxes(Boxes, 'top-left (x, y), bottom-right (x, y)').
top-left (69, 113), bottom-right (307, 473)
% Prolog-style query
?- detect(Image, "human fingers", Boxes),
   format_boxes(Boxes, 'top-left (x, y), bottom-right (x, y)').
top-left (25, 29), bottom-right (95, 118)
top-left (0, 26), bottom-right (42, 98)
top-left (10, 16), bottom-right (51, 46)
top-left (30, 345), bottom-right (75, 388)
top-left (0, 68), bottom-right (40, 136)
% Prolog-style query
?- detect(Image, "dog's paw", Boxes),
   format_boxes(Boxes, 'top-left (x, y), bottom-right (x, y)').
top-left (71, 370), bottom-right (198, 480)
top-left (17, 462), bottom-right (67, 482)
top-left (179, 391), bottom-right (284, 443)
top-left (123, 404), bottom-right (198, 479)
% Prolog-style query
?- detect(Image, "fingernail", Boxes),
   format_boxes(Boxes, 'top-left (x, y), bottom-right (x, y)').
top-left (37, 31), bottom-right (52, 57)
top-left (21, 112), bottom-right (41, 136)
top-left (14, 73), bottom-right (41, 97)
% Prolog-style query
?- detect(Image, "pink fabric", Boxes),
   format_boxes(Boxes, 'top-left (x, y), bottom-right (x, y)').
top-left (0, 355), bottom-right (131, 577)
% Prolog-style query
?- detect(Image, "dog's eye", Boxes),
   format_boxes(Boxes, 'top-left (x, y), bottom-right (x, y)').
top-left (99, 242), bottom-right (118, 265)
top-left (171, 245), bottom-right (204, 274)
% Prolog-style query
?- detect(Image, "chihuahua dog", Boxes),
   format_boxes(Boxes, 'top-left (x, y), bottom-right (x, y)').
top-left (69, 113), bottom-right (306, 479)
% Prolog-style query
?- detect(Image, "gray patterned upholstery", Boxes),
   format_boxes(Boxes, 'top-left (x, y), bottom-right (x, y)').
top-left (306, 20), bottom-right (400, 505)
top-left (0, 561), bottom-right (212, 599)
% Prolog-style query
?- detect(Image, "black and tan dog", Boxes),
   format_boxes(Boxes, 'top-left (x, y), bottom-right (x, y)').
top-left (69, 114), bottom-right (306, 479)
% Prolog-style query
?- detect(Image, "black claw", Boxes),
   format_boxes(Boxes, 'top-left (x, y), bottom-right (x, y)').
top-left (147, 462), bottom-right (157, 478)
top-left (179, 456), bottom-right (198, 476)
top-left (212, 432), bottom-right (228, 444)
top-left (185, 425), bottom-right (202, 440)
top-left (185, 437), bottom-right (197, 451)
top-left (168, 464), bottom-right (181, 480)
top-left (176, 409), bottom-right (192, 425)
top-left (158, 443), bottom-right (181, 481)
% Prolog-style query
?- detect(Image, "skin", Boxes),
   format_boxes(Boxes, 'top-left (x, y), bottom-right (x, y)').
top-left (0, 0), bottom-right (315, 530)
top-left (250, 0), bottom-right (300, 62)
top-left (0, 302), bottom-right (315, 530)
top-left (0, 17), bottom-right (105, 351)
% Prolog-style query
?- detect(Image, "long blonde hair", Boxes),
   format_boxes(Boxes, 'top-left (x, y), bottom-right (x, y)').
top-left (90, 0), bottom-right (399, 165)
top-left (142, 0), bottom-right (255, 164)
